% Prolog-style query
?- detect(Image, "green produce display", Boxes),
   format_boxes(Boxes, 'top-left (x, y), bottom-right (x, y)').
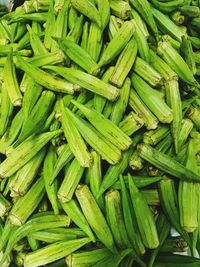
top-left (0, 0), bottom-right (200, 266)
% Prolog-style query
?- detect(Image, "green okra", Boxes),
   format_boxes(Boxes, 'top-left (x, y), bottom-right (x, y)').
top-left (24, 237), bottom-right (91, 267)
top-left (152, 7), bottom-right (185, 41)
top-left (158, 179), bottom-right (192, 246)
top-left (61, 200), bottom-right (95, 242)
top-left (129, 151), bottom-right (144, 171)
top-left (29, 50), bottom-right (66, 67)
top-left (66, 248), bottom-right (112, 267)
top-left (129, 89), bottom-right (158, 130)
top-left (133, 57), bottom-right (163, 87)
top-left (96, 0), bottom-right (110, 30)
top-left (0, 83), bottom-right (13, 138)
top-left (113, 175), bottom-right (162, 190)
top-left (137, 143), bottom-right (200, 182)
top-left (68, 7), bottom-right (79, 30)
top-left (149, 49), bottom-right (178, 81)
top-left (131, 16), bottom-right (150, 62)
top-left (98, 20), bottom-right (135, 67)
top-left (54, 0), bottom-right (65, 14)
top-left (165, 80), bottom-right (182, 153)
top-left (109, 0), bottom-right (131, 19)
top-left (44, 1), bottom-right (55, 50)
top-left (18, 90), bottom-right (56, 143)
top-left (76, 184), bottom-right (116, 252)
top-left (43, 65), bottom-right (119, 101)
top-left (143, 126), bottom-right (170, 146)
top-left (161, 34), bottom-right (181, 50)
top-left (151, 0), bottom-right (185, 13)
top-left (30, 228), bottom-right (85, 243)
top-left (160, 236), bottom-right (188, 253)
top-left (141, 189), bottom-right (160, 206)
top-left (43, 146), bottom-right (59, 215)
top-left (105, 189), bottom-right (131, 249)
top-left (32, 21), bottom-right (43, 34)
top-left (186, 106), bottom-right (200, 130)
top-left (87, 22), bottom-right (102, 62)
top-left (20, 74), bottom-right (34, 93)
top-left (128, 174), bottom-right (159, 249)
top-left (129, 0), bottom-right (158, 36)
top-left (58, 158), bottom-right (84, 203)
top-left (0, 193), bottom-right (11, 217)
top-left (49, 144), bottom-right (74, 185)
top-left (131, 9), bottom-right (149, 39)
top-left (99, 148), bottom-right (132, 196)
top-left (67, 15), bottom-right (84, 44)
top-left (171, 10), bottom-right (185, 25)
top-left (9, 177), bottom-right (45, 226)
top-left (27, 236), bottom-right (40, 251)
top-left (157, 41), bottom-right (198, 86)
top-left (9, 148), bottom-right (46, 197)
top-left (10, 12), bottom-right (48, 23)
top-left (191, 17), bottom-right (200, 30)
top-left (131, 74), bottom-right (173, 124)
top-left (61, 102), bottom-right (92, 168)
top-left (80, 21), bottom-right (89, 50)
top-left (180, 37), bottom-right (196, 75)
top-left (16, 31), bottom-right (30, 50)
top-left (109, 39), bottom-right (137, 88)
top-left (178, 119), bottom-right (193, 149)
top-left (86, 150), bottom-right (104, 210)
top-left (110, 78), bottom-right (131, 126)
top-left (0, 110), bottom-right (23, 154)
top-left (94, 67), bottom-right (115, 114)
top-left (3, 50), bottom-right (22, 106)
top-left (179, 138), bottom-right (199, 233)
top-left (72, 99), bottom-right (132, 150)
top-left (55, 38), bottom-right (100, 75)
top-left (0, 130), bottom-right (62, 179)
top-left (26, 24), bottom-right (48, 56)
top-left (120, 175), bottom-right (146, 255)
top-left (148, 213), bottom-right (171, 267)
top-left (71, 0), bottom-right (101, 28)
top-left (179, 5), bottom-right (200, 17)
top-left (119, 111), bottom-right (144, 136)
top-left (51, 0), bottom-right (70, 51)
top-left (72, 91), bottom-right (92, 113)
top-left (108, 15), bottom-right (121, 39)
top-left (67, 110), bottom-right (122, 165)
top-left (17, 55), bottom-right (79, 94)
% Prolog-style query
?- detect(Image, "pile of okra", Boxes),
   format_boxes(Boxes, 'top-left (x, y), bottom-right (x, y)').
top-left (0, 0), bottom-right (200, 266)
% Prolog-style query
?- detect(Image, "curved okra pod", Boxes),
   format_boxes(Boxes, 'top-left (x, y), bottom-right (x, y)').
top-left (109, 40), bottom-right (137, 88)
top-left (76, 184), bottom-right (116, 253)
top-left (43, 65), bottom-right (119, 101)
top-left (96, 0), bottom-right (110, 30)
top-left (98, 20), bottom-right (135, 67)
top-left (71, 0), bottom-right (101, 28)
top-left (137, 143), bottom-right (200, 182)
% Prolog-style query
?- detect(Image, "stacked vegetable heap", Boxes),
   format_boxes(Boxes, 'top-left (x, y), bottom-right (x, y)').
top-left (0, 0), bottom-right (200, 266)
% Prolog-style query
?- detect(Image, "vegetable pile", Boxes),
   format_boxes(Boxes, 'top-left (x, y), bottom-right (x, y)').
top-left (0, 0), bottom-right (200, 266)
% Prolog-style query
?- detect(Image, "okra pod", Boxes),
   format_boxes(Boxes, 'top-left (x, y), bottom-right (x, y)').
top-left (71, 0), bottom-right (101, 28)
top-left (186, 106), bottom-right (200, 130)
top-left (178, 119), bottom-right (193, 149)
top-left (17, 55), bottom-right (79, 94)
top-left (96, 0), bottom-right (110, 30)
top-left (128, 174), bottom-right (159, 249)
top-left (143, 126), bottom-right (170, 146)
top-left (129, 88), bottom-right (159, 129)
top-left (138, 143), bottom-right (200, 182)
top-left (109, 0), bottom-right (131, 19)
top-left (98, 20), bottom-right (135, 67)
top-left (180, 36), bottom-right (196, 75)
top-left (58, 158), bottom-right (84, 203)
top-left (76, 184), bottom-right (116, 252)
top-left (61, 102), bottom-right (92, 167)
top-left (43, 65), bottom-right (119, 101)
top-left (0, 130), bottom-right (62, 178)
top-left (87, 22), bottom-right (102, 62)
top-left (119, 112), bottom-right (144, 136)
